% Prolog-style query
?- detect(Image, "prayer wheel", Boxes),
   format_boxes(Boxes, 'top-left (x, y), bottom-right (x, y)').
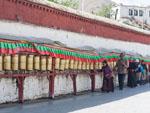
top-left (4, 55), bottom-right (11, 70)
top-left (60, 59), bottom-right (65, 71)
top-left (90, 62), bottom-right (94, 70)
top-left (47, 56), bottom-right (52, 71)
top-left (77, 61), bottom-right (82, 70)
top-left (69, 59), bottom-right (74, 69)
top-left (82, 62), bottom-right (86, 70)
top-left (55, 58), bottom-right (60, 70)
top-left (65, 59), bottom-right (69, 70)
top-left (41, 56), bottom-right (47, 71)
top-left (34, 56), bottom-right (40, 70)
top-left (98, 62), bottom-right (102, 69)
top-left (95, 62), bottom-right (99, 69)
top-left (12, 54), bottom-right (19, 71)
top-left (0, 55), bottom-right (3, 71)
top-left (86, 62), bottom-right (90, 70)
top-left (20, 55), bottom-right (27, 70)
top-left (74, 60), bottom-right (78, 70)
top-left (27, 55), bottom-right (34, 71)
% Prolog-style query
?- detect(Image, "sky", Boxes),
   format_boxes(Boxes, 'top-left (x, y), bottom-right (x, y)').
top-left (111, 0), bottom-right (150, 7)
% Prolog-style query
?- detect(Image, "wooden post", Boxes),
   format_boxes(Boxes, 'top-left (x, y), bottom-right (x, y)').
top-left (17, 76), bottom-right (25, 103)
top-left (90, 62), bottom-right (96, 92)
top-left (71, 74), bottom-right (77, 95)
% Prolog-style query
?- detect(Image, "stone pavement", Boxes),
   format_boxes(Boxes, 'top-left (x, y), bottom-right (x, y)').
top-left (0, 84), bottom-right (149, 113)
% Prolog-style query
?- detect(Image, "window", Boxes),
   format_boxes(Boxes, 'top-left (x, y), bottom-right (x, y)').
top-left (134, 9), bottom-right (138, 16)
top-left (129, 9), bottom-right (133, 16)
top-left (139, 10), bottom-right (144, 16)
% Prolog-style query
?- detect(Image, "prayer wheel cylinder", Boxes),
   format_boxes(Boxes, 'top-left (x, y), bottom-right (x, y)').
top-left (98, 62), bottom-right (102, 69)
top-left (69, 60), bottom-right (74, 69)
top-left (0, 55), bottom-right (3, 71)
top-left (78, 61), bottom-right (82, 70)
top-left (20, 55), bottom-right (27, 70)
top-left (82, 62), bottom-right (86, 70)
top-left (90, 62), bottom-right (94, 70)
top-left (74, 60), bottom-right (78, 70)
top-left (60, 59), bottom-right (65, 71)
top-left (27, 55), bottom-right (34, 71)
top-left (95, 62), bottom-right (99, 69)
top-left (4, 55), bottom-right (11, 70)
top-left (55, 58), bottom-right (60, 70)
top-left (47, 57), bottom-right (52, 71)
top-left (12, 54), bottom-right (19, 70)
top-left (34, 56), bottom-right (40, 70)
top-left (41, 56), bottom-right (47, 71)
top-left (86, 62), bottom-right (90, 70)
top-left (65, 59), bottom-right (69, 69)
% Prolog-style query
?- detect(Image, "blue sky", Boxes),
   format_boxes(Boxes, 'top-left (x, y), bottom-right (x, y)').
top-left (111, 0), bottom-right (150, 6)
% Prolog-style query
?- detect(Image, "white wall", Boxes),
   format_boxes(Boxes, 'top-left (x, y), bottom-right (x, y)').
top-left (0, 78), bottom-right (18, 104)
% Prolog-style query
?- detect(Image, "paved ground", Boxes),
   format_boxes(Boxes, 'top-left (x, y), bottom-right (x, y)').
top-left (0, 84), bottom-right (150, 113)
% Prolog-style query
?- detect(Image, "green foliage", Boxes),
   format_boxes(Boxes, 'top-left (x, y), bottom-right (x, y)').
top-left (96, 4), bottom-right (113, 18)
top-left (48, 0), bottom-right (79, 9)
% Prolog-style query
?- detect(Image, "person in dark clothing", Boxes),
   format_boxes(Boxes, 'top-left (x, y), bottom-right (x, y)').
top-left (101, 60), bottom-right (114, 92)
top-left (127, 59), bottom-right (137, 88)
top-left (141, 60), bottom-right (148, 84)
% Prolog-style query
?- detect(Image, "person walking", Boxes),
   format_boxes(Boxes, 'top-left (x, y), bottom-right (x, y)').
top-left (101, 60), bottom-right (114, 92)
top-left (115, 53), bottom-right (128, 90)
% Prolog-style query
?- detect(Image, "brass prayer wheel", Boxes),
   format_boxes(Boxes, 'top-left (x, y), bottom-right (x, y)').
top-left (60, 59), bottom-right (65, 71)
top-left (34, 56), bottom-right (40, 70)
top-left (69, 59), bottom-right (74, 69)
top-left (98, 62), bottom-right (102, 69)
top-left (20, 55), bottom-right (27, 70)
top-left (90, 62), bottom-right (94, 70)
top-left (95, 62), bottom-right (99, 69)
top-left (82, 62), bottom-right (86, 70)
top-left (86, 62), bottom-right (90, 70)
top-left (55, 58), bottom-right (60, 70)
top-left (12, 54), bottom-right (19, 71)
top-left (0, 55), bottom-right (3, 71)
top-left (65, 59), bottom-right (69, 70)
top-left (41, 56), bottom-right (47, 71)
top-left (47, 56), bottom-right (52, 71)
top-left (74, 60), bottom-right (78, 70)
top-left (4, 55), bottom-right (11, 70)
top-left (27, 55), bottom-right (34, 71)
top-left (77, 61), bottom-right (82, 70)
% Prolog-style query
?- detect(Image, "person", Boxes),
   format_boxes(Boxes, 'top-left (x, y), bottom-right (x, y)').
top-left (141, 60), bottom-right (148, 84)
top-left (135, 59), bottom-right (143, 85)
top-left (127, 58), bottom-right (137, 88)
top-left (115, 53), bottom-right (128, 90)
top-left (101, 60), bottom-right (114, 92)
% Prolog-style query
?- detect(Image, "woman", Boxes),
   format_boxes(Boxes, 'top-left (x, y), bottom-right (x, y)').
top-left (101, 60), bottom-right (114, 92)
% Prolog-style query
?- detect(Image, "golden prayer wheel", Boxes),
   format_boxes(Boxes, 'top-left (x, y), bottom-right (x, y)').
top-left (55, 58), bottom-right (60, 70)
top-left (95, 62), bottom-right (99, 69)
top-left (113, 61), bottom-right (116, 68)
top-left (47, 56), bottom-right (52, 71)
top-left (20, 55), bottom-right (27, 70)
top-left (74, 60), bottom-right (78, 70)
top-left (60, 59), bottom-right (65, 71)
top-left (69, 59), bottom-right (74, 69)
top-left (65, 59), bottom-right (69, 70)
top-left (90, 62), bottom-right (94, 70)
top-left (0, 55), bottom-right (3, 71)
top-left (98, 62), bottom-right (102, 69)
top-left (27, 55), bottom-right (34, 71)
top-left (77, 61), bottom-right (82, 70)
top-left (34, 56), bottom-right (40, 70)
top-left (41, 56), bottom-right (47, 71)
top-left (86, 62), bottom-right (90, 70)
top-left (12, 54), bottom-right (19, 71)
top-left (82, 62), bottom-right (86, 70)
top-left (4, 55), bottom-right (11, 70)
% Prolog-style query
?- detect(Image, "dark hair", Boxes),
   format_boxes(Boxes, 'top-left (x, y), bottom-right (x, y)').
top-left (102, 60), bottom-right (107, 64)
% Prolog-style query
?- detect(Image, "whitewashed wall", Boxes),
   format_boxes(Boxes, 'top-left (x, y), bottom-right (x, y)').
top-left (0, 78), bottom-right (18, 104)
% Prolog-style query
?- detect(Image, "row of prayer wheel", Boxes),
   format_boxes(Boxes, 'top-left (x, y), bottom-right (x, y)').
top-left (0, 55), bottom-right (52, 71)
top-left (0, 55), bottom-right (116, 71)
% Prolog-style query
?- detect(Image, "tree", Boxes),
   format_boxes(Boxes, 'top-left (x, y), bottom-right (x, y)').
top-left (48, 0), bottom-right (79, 9)
top-left (96, 4), bottom-right (114, 18)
